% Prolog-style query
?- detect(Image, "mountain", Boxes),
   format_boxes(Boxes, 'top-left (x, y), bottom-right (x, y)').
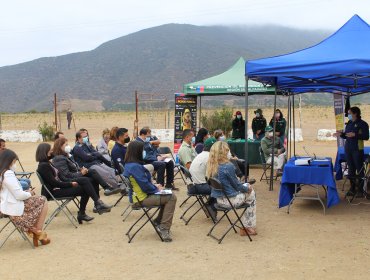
top-left (0, 23), bottom-right (333, 112)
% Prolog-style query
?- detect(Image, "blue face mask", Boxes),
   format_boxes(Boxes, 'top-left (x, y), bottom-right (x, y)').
top-left (145, 137), bottom-right (151, 142)
top-left (142, 150), bottom-right (147, 159)
top-left (82, 136), bottom-right (89, 144)
top-left (191, 136), bottom-right (195, 144)
top-left (348, 114), bottom-right (353, 121)
top-left (237, 115), bottom-right (242, 119)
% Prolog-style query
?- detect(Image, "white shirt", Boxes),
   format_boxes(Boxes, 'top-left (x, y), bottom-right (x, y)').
top-left (189, 151), bottom-right (209, 184)
top-left (0, 170), bottom-right (31, 216)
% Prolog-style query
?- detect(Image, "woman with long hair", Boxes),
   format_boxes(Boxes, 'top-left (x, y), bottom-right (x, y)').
top-left (36, 143), bottom-right (112, 224)
top-left (97, 128), bottom-right (111, 161)
top-left (194, 128), bottom-right (210, 154)
top-left (206, 141), bottom-right (257, 236)
top-left (0, 149), bottom-right (50, 247)
top-left (108, 126), bottom-right (119, 153)
top-left (123, 141), bottom-right (177, 242)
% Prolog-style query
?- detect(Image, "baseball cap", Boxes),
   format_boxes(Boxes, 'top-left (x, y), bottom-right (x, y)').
top-left (204, 137), bottom-right (217, 149)
top-left (235, 111), bottom-right (242, 116)
top-left (265, 125), bottom-right (273, 132)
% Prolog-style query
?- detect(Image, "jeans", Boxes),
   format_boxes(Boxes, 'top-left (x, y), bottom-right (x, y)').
top-left (150, 160), bottom-right (174, 186)
top-left (187, 183), bottom-right (211, 195)
top-left (19, 178), bottom-right (31, 190)
top-left (140, 194), bottom-right (177, 230)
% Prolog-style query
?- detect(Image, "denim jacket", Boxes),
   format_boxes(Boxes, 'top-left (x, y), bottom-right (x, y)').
top-left (211, 162), bottom-right (249, 198)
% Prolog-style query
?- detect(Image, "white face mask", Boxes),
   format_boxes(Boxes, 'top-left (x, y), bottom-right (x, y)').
top-left (64, 145), bottom-right (72, 154)
top-left (227, 151), bottom-right (232, 159)
top-left (219, 136), bottom-right (226, 142)
top-left (10, 163), bottom-right (17, 172)
top-left (268, 132), bottom-right (274, 137)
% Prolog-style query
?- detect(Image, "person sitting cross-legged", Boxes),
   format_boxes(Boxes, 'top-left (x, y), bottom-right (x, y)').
top-left (72, 131), bottom-right (121, 195)
top-left (123, 141), bottom-right (177, 242)
top-left (261, 125), bottom-right (286, 177)
top-left (136, 127), bottom-right (176, 190)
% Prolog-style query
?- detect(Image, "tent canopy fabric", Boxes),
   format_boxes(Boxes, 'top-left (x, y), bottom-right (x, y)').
top-left (246, 15), bottom-right (370, 96)
top-left (184, 57), bottom-right (275, 96)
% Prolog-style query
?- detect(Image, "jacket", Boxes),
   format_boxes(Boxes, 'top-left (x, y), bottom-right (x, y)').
top-left (232, 118), bottom-right (246, 139)
top-left (269, 118), bottom-right (286, 135)
top-left (37, 162), bottom-right (73, 198)
top-left (135, 137), bottom-right (158, 162)
top-left (252, 117), bottom-right (267, 134)
top-left (111, 142), bottom-right (127, 172)
top-left (341, 118), bottom-right (369, 151)
top-left (261, 136), bottom-right (285, 159)
top-left (72, 142), bottom-right (108, 168)
top-left (211, 163), bottom-right (249, 198)
top-left (52, 155), bottom-right (83, 182)
top-left (96, 138), bottom-right (110, 157)
top-left (0, 170), bottom-right (32, 216)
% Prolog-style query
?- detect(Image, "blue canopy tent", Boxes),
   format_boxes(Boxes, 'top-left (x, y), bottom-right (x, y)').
top-left (244, 14), bottom-right (370, 190)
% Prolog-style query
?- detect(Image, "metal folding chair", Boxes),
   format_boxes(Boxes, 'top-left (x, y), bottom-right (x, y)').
top-left (259, 147), bottom-right (277, 185)
top-left (15, 159), bottom-right (34, 179)
top-left (178, 166), bottom-right (214, 225)
top-left (36, 172), bottom-right (79, 229)
top-left (0, 214), bottom-right (34, 249)
top-left (124, 176), bottom-right (164, 243)
top-left (207, 177), bottom-right (252, 244)
top-left (157, 146), bottom-right (186, 185)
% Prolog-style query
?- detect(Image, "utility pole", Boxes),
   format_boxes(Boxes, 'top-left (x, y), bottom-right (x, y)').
top-left (54, 93), bottom-right (58, 132)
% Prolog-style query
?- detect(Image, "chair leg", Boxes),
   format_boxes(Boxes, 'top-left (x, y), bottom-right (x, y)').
top-left (179, 196), bottom-right (192, 208)
top-left (114, 194), bottom-right (125, 207)
top-left (126, 208), bottom-right (162, 243)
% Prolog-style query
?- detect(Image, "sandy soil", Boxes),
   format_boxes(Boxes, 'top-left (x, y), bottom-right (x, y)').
top-left (0, 106), bottom-right (370, 280)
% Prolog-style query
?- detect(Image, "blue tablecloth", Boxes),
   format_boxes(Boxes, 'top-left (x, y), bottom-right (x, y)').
top-left (334, 147), bottom-right (370, 180)
top-left (279, 157), bottom-right (340, 208)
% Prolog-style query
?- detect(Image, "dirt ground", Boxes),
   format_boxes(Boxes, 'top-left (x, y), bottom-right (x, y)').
top-left (1, 106), bottom-right (370, 280)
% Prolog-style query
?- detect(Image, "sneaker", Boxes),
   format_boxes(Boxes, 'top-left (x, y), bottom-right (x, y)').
top-left (104, 186), bottom-right (121, 196)
top-left (156, 225), bottom-right (172, 242)
top-left (248, 179), bottom-right (256, 185)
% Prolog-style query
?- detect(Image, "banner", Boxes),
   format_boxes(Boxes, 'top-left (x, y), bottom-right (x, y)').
top-left (174, 93), bottom-right (197, 155)
top-left (333, 94), bottom-right (345, 147)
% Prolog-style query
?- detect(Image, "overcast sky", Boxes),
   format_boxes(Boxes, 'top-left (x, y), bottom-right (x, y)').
top-left (0, 0), bottom-right (369, 67)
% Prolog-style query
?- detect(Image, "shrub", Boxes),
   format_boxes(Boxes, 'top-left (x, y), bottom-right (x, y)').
top-left (38, 122), bottom-right (54, 142)
top-left (200, 107), bottom-right (233, 137)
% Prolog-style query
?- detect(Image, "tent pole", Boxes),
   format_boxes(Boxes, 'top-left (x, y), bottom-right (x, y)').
top-left (244, 76), bottom-right (249, 182)
top-left (287, 95), bottom-right (291, 159)
top-left (270, 78), bottom-right (278, 191)
top-left (199, 95), bottom-right (202, 130)
top-left (292, 95), bottom-right (296, 156)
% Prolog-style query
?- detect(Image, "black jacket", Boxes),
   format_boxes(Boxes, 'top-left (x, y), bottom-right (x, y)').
top-left (252, 116), bottom-right (267, 134)
top-left (72, 143), bottom-right (111, 168)
top-left (52, 155), bottom-right (84, 182)
top-left (37, 161), bottom-right (73, 198)
top-left (232, 118), bottom-right (246, 139)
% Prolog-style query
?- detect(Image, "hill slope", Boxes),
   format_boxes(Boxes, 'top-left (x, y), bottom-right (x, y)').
top-left (0, 24), bottom-right (331, 112)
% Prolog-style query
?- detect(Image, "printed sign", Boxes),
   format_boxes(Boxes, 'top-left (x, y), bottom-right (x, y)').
top-left (333, 94), bottom-right (345, 147)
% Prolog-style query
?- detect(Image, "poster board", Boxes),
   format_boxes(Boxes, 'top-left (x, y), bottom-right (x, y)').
top-left (174, 93), bottom-right (197, 155)
top-left (333, 94), bottom-right (345, 147)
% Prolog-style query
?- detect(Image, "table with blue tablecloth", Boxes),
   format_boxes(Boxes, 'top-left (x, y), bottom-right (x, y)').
top-left (334, 146), bottom-right (370, 180)
top-left (279, 157), bottom-right (340, 214)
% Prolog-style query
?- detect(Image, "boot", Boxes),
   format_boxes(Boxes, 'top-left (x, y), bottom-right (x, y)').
top-left (95, 200), bottom-right (113, 215)
top-left (77, 211), bottom-right (94, 224)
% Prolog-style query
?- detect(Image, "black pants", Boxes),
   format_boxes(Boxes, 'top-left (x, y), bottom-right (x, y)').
top-left (230, 159), bottom-right (249, 178)
top-left (86, 168), bottom-right (110, 190)
top-left (150, 160), bottom-right (174, 186)
top-left (52, 177), bottom-right (99, 212)
top-left (346, 148), bottom-right (365, 190)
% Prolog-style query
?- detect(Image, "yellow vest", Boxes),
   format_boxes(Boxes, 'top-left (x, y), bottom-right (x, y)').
top-left (129, 176), bottom-right (148, 203)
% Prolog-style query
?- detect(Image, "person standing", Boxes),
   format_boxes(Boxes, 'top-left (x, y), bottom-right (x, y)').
top-left (232, 111), bottom-right (245, 139)
top-left (252, 109), bottom-right (267, 140)
top-left (336, 106), bottom-right (369, 197)
top-left (67, 109), bottom-right (73, 130)
top-left (269, 109), bottom-right (286, 145)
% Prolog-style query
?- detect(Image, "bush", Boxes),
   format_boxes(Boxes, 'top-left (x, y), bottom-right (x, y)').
top-left (38, 122), bottom-right (54, 142)
top-left (200, 107), bottom-right (233, 137)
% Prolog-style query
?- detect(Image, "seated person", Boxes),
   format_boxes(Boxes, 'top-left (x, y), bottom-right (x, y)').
top-left (261, 125), bottom-right (286, 176)
top-left (213, 129), bottom-right (226, 142)
top-left (194, 128), bottom-right (210, 154)
top-left (0, 138), bottom-right (6, 152)
top-left (123, 141), bottom-right (177, 242)
top-left (96, 128), bottom-right (111, 161)
top-left (36, 143), bottom-right (112, 223)
top-left (72, 131), bottom-right (121, 194)
top-left (178, 129), bottom-right (197, 169)
top-left (136, 127), bottom-right (175, 190)
top-left (0, 149), bottom-right (50, 247)
top-left (108, 126), bottom-right (119, 153)
top-left (111, 128), bottom-right (130, 173)
top-left (54, 132), bottom-right (65, 141)
top-left (206, 141), bottom-right (257, 236)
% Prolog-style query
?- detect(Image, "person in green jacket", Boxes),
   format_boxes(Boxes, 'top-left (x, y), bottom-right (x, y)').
top-left (232, 111), bottom-right (245, 139)
top-left (252, 109), bottom-right (267, 140)
top-left (261, 126), bottom-right (286, 176)
top-left (269, 109), bottom-right (286, 145)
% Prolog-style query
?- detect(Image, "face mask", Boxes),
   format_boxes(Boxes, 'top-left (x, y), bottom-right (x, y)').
top-left (348, 114), bottom-right (353, 121)
top-left (256, 113), bottom-right (260, 117)
top-left (237, 115), bottom-right (242, 119)
top-left (142, 150), bottom-right (147, 159)
top-left (268, 132), bottom-right (274, 137)
top-left (145, 137), bottom-right (151, 142)
top-left (227, 151), bottom-right (232, 160)
top-left (124, 137), bottom-right (130, 144)
top-left (219, 136), bottom-right (226, 142)
top-left (275, 113), bottom-right (281, 118)
top-left (191, 136), bottom-right (196, 144)
top-left (10, 163), bottom-right (16, 171)
top-left (83, 136), bottom-right (89, 144)
top-left (64, 145), bottom-right (71, 154)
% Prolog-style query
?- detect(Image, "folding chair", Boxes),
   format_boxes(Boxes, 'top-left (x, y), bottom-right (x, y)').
top-left (259, 147), bottom-right (277, 184)
top-left (178, 166), bottom-right (214, 225)
top-left (36, 172), bottom-right (79, 229)
top-left (124, 176), bottom-right (164, 243)
top-left (107, 156), bottom-right (128, 207)
top-left (0, 214), bottom-right (34, 249)
top-left (157, 146), bottom-right (186, 185)
top-left (346, 156), bottom-right (370, 203)
top-left (15, 159), bottom-right (34, 179)
top-left (207, 177), bottom-right (252, 244)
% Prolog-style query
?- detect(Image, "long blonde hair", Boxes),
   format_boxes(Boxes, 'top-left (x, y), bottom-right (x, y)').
top-left (206, 141), bottom-right (230, 178)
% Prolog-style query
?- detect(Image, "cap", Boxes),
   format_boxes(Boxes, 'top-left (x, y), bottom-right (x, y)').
top-left (265, 125), bottom-right (273, 132)
top-left (235, 111), bottom-right (242, 116)
top-left (204, 137), bottom-right (217, 149)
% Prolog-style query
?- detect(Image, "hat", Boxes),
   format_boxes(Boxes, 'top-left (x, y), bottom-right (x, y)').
top-left (265, 125), bottom-right (273, 132)
top-left (235, 111), bottom-right (242, 116)
top-left (204, 137), bottom-right (217, 149)
top-left (254, 108), bottom-right (262, 114)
